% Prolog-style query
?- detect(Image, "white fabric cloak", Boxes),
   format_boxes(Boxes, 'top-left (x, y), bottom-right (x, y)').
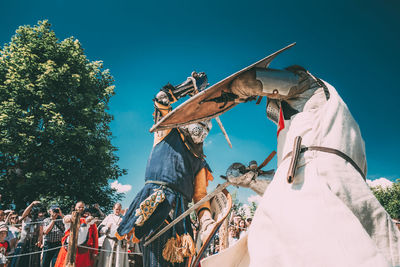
top-left (201, 81), bottom-right (400, 267)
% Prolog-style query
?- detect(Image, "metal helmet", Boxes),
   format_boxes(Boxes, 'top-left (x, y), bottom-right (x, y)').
top-left (180, 120), bottom-right (212, 144)
top-left (255, 68), bottom-right (301, 98)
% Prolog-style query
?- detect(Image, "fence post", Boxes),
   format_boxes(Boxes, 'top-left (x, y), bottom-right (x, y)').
top-left (66, 211), bottom-right (80, 267)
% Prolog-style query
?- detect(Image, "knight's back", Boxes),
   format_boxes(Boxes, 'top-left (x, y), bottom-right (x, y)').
top-left (276, 75), bottom-right (366, 175)
top-left (145, 128), bottom-right (206, 200)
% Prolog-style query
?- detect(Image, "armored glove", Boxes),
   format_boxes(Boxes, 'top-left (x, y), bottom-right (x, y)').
top-left (226, 162), bottom-right (274, 196)
top-left (198, 211), bottom-right (217, 244)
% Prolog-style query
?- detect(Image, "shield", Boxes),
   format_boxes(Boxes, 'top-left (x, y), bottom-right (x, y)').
top-left (188, 188), bottom-right (232, 267)
top-left (150, 43), bottom-right (296, 133)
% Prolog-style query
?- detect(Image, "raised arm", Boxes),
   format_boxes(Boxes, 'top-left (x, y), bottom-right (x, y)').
top-left (5, 210), bottom-right (14, 224)
top-left (20, 200), bottom-right (40, 221)
top-left (93, 204), bottom-right (105, 219)
top-left (153, 72), bottom-right (208, 123)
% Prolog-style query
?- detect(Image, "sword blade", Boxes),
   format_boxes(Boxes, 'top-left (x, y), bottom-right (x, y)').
top-left (143, 181), bottom-right (231, 247)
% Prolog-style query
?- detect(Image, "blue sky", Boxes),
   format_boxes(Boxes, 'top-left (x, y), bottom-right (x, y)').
top-left (1, 0), bottom-right (399, 207)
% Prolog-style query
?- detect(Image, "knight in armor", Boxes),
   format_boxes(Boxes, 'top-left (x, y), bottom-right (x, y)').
top-left (201, 61), bottom-right (400, 266)
top-left (116, 72), bottom-right (216, 267)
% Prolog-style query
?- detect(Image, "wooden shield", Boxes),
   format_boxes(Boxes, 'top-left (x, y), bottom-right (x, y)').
top-left (150, 43), bottom-right (296, 133)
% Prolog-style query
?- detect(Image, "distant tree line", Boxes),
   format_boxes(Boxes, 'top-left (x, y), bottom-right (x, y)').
top-left (371, 179), bottom-right (400, 220)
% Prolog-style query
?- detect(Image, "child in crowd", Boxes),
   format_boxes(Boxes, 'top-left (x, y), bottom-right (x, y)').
top-left (0, 222), bottom-right (10, 267)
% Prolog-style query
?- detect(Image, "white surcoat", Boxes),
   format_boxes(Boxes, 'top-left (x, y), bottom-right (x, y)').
top-left (202, 81), bottom-right (400, 267)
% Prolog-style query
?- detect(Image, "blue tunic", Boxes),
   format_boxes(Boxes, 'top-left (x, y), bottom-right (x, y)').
top-left (117, 128), bottom-right (209, 240)
top-left (145, 128), bottom-right (208, 200)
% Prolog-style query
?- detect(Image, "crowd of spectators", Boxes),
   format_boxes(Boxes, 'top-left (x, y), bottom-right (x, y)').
top-left (0, 196), bottom-right (261, 267)
top-left (204, 210), bottom-right (253, 258)
top-left (227, 214), bottom-right (252, 248)
top-left (0, 197), bottom-right (140, 267)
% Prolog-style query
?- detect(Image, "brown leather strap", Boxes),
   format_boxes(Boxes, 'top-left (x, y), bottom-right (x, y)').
top-left (283, 146), bottom-right (366, 181)
top-left (256, 96), bottom-right (263, 105)
top-left (197, 207), bottom-right (211, 217)
top-left (257, 150), bottom-right (277, 170)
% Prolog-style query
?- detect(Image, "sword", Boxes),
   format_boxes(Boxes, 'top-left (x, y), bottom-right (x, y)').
top-left (143, 181), bottom-right (231, 247)
top-left (215, 117), bottom-right (232, 148)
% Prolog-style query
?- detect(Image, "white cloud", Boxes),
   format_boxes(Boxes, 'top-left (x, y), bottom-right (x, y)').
top-left (111, 181), bottom-right (132, 193)
top-left (247, 194), bottom-right (262, 204)
top-left (367, 177), bottom-right (393, 188)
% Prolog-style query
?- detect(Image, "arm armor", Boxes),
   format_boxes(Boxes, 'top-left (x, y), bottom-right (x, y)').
top-left (153, 72), bottom-right (208, 123)
top-left (154, 72), bottom-right (208, 105)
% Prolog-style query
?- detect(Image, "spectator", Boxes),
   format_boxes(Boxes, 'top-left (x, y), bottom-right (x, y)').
top-left (212, 236), bottom-right (220, 254)
top-left (214, 244), bottom-right (220, 254)
top-left (0, 210), bottom-right (16, 254)
top-left (41, 205), bottom-right (64, 267)
top-left (55, 201), bottom-right (98, 267)
top-left (233, 217), bottom-right (240, 234)
top-left (6, 212), bottom-right (20, 254)
top-left (8, 213), bottom-right (19, 227)
top-left (4, 211), bottom-right (13, 224)
top-left (96, 203), bottom-right (128, 267)
top-left (228, 226), bottom-right (238, 247)
top-left (92, 204), bottom-right (105, 221)
top-left (11, 200), bottom-right (42, 267)
top-left (393, 219), bottom-right (400, 231)
top-left (0, 222), bottom-right (10, 267)
top-left (238, 219), bottom-right (247, 239)
top-left (83, 208), bottom-right (92, 218)
top-left (0, 211), bottom-right (4, 222)
top-left (233, 215), bottom-right (241, 227)
top-left (37, 212), bottom-right (46, 222)
top-left (246, 218), bottom-right (252, 228)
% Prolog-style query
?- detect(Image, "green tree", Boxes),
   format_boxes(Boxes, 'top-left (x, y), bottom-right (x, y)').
top-left (230, 189), bottom-right (245, 218)
top-left (0, 21), bottom-right (126, 212)
top-left (249, 201), bottom-right (257, 217)
top-left (371, 179), bottom-right (400, 219)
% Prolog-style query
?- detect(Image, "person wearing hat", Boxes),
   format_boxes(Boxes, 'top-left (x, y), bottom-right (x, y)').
top-left (0, 222), bottom-right (10, 267)
top-left (41, 205), bottom-right (64, 267)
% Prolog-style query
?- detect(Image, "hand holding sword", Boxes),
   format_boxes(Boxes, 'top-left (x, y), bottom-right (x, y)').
top-left (144, 151), bottom-right (276, 246)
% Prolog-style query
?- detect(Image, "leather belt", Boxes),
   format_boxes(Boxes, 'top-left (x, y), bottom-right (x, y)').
top-left (145, 180), bottom-right (188, 201)
top-left (283, 136), bottom-right (366, 183)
